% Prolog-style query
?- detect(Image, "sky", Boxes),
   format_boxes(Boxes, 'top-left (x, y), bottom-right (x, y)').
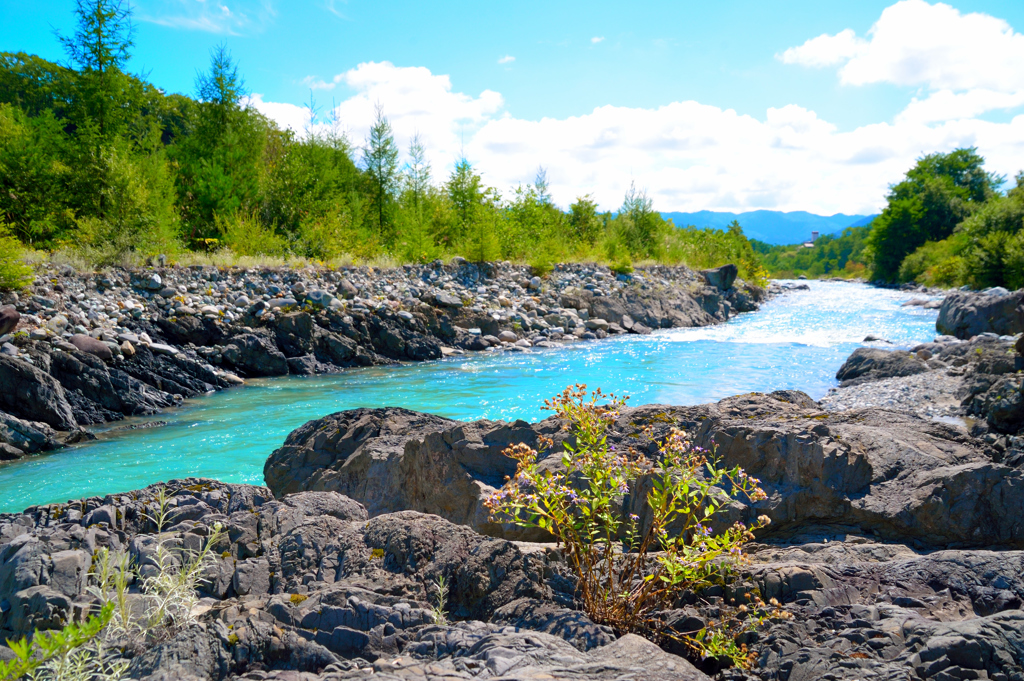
top-left (3, 0), bottom-right (1024, 215)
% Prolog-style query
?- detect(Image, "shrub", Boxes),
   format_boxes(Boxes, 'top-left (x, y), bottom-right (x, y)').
top-left (0, 223), bottom-right (33, 290)
top-left (218, 211), bottom-right (289, 257)
top-left (485, 386), bottom-right (775, 667)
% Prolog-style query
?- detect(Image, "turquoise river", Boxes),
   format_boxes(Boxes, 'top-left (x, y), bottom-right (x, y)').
top-left (0, 281), bottom-right (940, 513)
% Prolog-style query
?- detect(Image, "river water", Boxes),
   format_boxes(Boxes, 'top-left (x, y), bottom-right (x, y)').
top-left (0, 281), bottom-right (939, 513)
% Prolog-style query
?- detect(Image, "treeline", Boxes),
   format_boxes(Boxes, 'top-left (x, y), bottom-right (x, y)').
top-left (752, 226), bottom-right (870, 279)
top-left (0, 0), bottom-right (764, 288)
top-left (752, 147), bottom-right (1024, 289)
top-left (866, 148), bottom-right (1024, 289)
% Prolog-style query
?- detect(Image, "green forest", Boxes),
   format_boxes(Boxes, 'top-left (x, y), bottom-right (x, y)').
top-left (0, 0), bottom-right (764, 290)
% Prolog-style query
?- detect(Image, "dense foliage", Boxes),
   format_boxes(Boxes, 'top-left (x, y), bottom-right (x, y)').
top-left (864, 148), bottom-right (1020, 287)
top-left (0, 0), bottom-right (763, 285)
top-left (752, 225), bottom-right (871, 279)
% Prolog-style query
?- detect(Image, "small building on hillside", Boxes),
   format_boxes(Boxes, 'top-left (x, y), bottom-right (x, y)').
top-left (801, 231), bottom-right (820, 248)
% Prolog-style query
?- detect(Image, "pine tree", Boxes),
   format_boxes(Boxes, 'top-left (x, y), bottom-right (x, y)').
top-left (362, 104), bottom-right (400, 241)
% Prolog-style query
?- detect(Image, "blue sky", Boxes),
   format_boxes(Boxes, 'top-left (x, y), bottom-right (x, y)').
top-left (3, 0), bottom-right (1024, 214)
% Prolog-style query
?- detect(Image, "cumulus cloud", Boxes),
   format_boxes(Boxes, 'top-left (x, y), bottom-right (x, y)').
top-left (498, 55), bottom-right (515, 64)
top-left (247, 3), bottom-right (1024, 215)
top-left (591, 36), bottom-right (605, 44)
top-left (780, 0), bottom-right (1024, 123)
top-left (137, 0), bottom-right (276, 35)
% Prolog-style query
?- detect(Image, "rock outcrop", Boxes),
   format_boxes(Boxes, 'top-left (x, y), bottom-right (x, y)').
top-left (265, 391), bottom-right (1021, 550)
top-left (937, 288), bottom-right (1024, 339)
top-left (0, 480), bottom-right (706, 681)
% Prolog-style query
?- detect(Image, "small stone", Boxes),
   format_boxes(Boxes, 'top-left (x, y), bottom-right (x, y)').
top-left (120, 340), bottom-right (135, 358)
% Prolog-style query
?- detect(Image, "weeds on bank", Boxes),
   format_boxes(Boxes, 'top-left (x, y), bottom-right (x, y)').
top-left (0, 487), bottom-right (224, 681)
top-left (484, 385), bottom-right (776, 668)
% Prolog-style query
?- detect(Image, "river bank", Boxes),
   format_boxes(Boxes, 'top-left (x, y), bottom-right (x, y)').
top-left (0, 280), bottom-right (939, 512)
top-left (0, 259), bottom-right (766, 461)
top-left (5, 284), bottom-right (1024, 680)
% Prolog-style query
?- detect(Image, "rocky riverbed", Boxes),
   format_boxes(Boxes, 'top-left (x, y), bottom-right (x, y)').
top-left (6, 281), bottom-right (1024, 680)
top-left (0, 259), bottom-right (766, 461)
top-left (4, 388), bottom-right (1024, 680)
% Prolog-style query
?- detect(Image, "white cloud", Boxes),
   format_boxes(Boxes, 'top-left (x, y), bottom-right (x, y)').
top-left (778, 28), bottom-right (864, 67)
top-left (780, 0), bottom-right (1024, 123)
top-left (137, 0), bottom-right (276, 35)
top-left (248, 59), bottom-right (1024, 216)
top-left (591, 36), bottom-right (605, 44)
top-left (498, 55), bottom-right (515, 64)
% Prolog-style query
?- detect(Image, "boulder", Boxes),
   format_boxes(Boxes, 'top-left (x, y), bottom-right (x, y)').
top-left (221, 333), bottom-right (288, 377)
top-left (0, 355), bottom-right (77, 431)
top-left (700, 263), bottom-right (738, 291)
top-left (69, 334), bottom-right (113, 361)
top-left (266, 392), bottom-right (1024, 549)
top-left (835, 347), bottom-right (930, 386)
top-left (0, 411), bottom-right (62, 455)
top-left (274, 311), bottom-right (315, 357)
top-left (0, 306), bottom-right (19, 335)
top-left (937, 288), bottom-right (1024, 339)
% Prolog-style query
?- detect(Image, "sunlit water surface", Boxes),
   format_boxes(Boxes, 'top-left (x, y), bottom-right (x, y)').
top-left (0, 281), bottom-right (939, 512)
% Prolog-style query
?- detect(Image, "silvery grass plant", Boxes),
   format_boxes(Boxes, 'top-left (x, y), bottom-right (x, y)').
top-left (0, 487), bottom-right (224, 681)
top-left (484, 385), bottom-right (779, 668)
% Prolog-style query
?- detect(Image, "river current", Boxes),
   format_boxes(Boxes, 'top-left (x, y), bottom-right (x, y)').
top-left (0, 281), bottom-right (940, 512)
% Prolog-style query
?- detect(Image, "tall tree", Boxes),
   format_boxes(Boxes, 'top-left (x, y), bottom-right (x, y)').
top-left (568, 194), bottom-right (600, 245)
top-left (620, 181), bottom-right (660, 257)
top-left (867, 147), bottom-right (1001, 282)
top-left (404, 132), bottom-right (431, 210)
top-left (362, 103), bottom-right (400, 239)
top-left (445, 156), bottom-right (483, 240)
top-left (534, 166), bottom-right (551, 205)
top-left (59, 0), bottom-right (134, 145)
top-left (195, 43), bottom-right (245, 136)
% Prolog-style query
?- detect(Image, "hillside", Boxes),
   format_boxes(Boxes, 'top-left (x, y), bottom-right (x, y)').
top-left (662, 209), bottom-right (875, 245)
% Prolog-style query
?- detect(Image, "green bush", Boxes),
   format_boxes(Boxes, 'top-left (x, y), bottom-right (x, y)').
top-left (218, 211), bottom-right (289, 257)
top-left (485, 386), bottom-right (777, 667)
top-left (0, 223), bottom-right (32, 290)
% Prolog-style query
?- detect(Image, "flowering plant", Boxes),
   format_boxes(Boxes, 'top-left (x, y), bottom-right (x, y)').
top-left (485, 385), bottom-right (774, 666)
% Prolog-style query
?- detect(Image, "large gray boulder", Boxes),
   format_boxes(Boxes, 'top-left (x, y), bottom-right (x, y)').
top-left (221, 333), bottom-right (288, 377)
top-left (835, 346), bottom-right (930, 386)
top-left (701, 263), bottom-right (738, 291)
top-left (0, 411), bottom-right (62, 459)
top-left (937, 288), bottom-right (1024, 339)
top-left (0, 355), bottom-right (77, 431)
top-left (265, 392), bottom-right (1021, 549)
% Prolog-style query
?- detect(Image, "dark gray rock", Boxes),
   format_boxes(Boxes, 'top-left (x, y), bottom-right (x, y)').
top-left (0, 355), bottom-right (77, 430)
top-left (835, 346), bottom-right (930, 386)
top-left (937, 288), bottom-right (1024, 339)
top-left (701, 263), bottom-right (738, 291)
top-left (0, 411), bottom-right (62, 456)
top-left (222, 333), bottom-right (288, 377)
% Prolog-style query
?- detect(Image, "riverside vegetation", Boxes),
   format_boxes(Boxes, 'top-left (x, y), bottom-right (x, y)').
top-left (754, 148), bottom-right (1024, 287)
top-left (0, 0), bottom-right (765, 291)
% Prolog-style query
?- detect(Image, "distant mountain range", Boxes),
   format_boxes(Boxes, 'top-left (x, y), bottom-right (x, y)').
top-left (661, 210), bottom-right (877, 246)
